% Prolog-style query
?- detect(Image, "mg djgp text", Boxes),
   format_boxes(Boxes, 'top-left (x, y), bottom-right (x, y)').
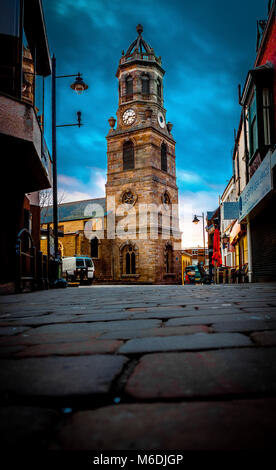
top-left (138, 455), bottom-right (183, 466)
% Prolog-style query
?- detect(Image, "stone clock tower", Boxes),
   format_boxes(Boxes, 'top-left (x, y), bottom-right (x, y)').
top-left (106, 25), bottom-right (182, 284)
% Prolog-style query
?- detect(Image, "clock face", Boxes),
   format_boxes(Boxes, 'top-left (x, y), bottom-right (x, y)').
top-left (158, 112), bottom-right (165, 128)
top-left (122, 108), bottom-right (136, 125)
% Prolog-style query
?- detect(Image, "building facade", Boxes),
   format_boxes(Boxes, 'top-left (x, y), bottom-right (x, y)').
top-left (42, 25), bottom-right (182, 284)
top-left (218, 0), bottom-right (276, 282)
top-left (0, 0), bottom-right (52, 293)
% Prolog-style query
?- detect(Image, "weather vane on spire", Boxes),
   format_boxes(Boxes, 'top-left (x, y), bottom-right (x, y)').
top-left (136, 24), bottom-right (143, 35)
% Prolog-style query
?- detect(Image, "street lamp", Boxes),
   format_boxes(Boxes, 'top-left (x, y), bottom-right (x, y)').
top-left (51, 55), bottom-right (88, 283)
top-left (192, 212), bottom-right (206, 266)
top-left (70, 73), bottom-right (89, 94)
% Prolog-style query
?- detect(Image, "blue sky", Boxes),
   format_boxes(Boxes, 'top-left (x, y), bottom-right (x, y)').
top-left (42, 0), bottom-right (268, 246)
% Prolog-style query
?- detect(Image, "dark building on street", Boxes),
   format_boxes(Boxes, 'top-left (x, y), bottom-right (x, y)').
top-left (0, 0), bottom-right (52, 293)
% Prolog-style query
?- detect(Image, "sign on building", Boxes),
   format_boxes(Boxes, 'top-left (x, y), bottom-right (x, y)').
top-left (238, 152), bottom-right (272, 222)
top-left (222, 202), bottom-right (239, 220)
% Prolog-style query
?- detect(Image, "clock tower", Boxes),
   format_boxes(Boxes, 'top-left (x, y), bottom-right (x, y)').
top-left (106, 24), bottom-right (182, 284)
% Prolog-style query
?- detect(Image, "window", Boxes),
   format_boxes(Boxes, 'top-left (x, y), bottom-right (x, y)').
top-left (165, 245), bottom-right (173, 273)
top-left (141, 74), bottom-right (150, 94)
top-left (122, 191), bottom-right (135, 205)
top-left (123, 141), bottom-right (134, 170)
top-left (124, 246), bottom-right (136, 274)
top-left (157, 78), bottom-right (162, 99)
top-left (245, 68), bottom-right (274, 164)
top-left (262, 88), bottom-right (271, 146)
top-left (248, 93), bottom-right (258, 159)
top-left (76, 258), bottom-right (85, 267)
top-left (125, 76), bottom-right (133, 95)
top-left (161, 143), bottom-right (167, 172)
top-left (90, 237), bottom-right (98, 258)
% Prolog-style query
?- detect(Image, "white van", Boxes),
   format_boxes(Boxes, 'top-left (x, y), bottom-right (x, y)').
top-left (62, 256), bottom-right (95, 284)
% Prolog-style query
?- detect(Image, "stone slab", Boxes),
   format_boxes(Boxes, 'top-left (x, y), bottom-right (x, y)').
top-left (0, 406), bottom-right (59, 448)
top-left (0, 345), bottom-right (26, 357)
top-left (118, 333), bottom-right (252, 354)
top-left (125, 348), bottom-right (276, 399)
top-left (0, 314), bottom-right (78, 327)
top-left (15, 339), bottom-right (123, 357)
top-left (0, 331), bottom-right (102, 346)
top-left (132, 308), bottom-right (243, 319)
top-left (166, 313), bottom-right (269, 327)
top-left (251, 330), bottom-right (276, 346)
top-left (100, 325), bottom-right (210, 340)
top-left (0, 326), bottom-right (30, 335)
top-left (50, 400), bottom-right (276, 450)
top-left (18, 319), bottom-right (161, 336)
top-left (212, 320), bottom-right (276, 333)
top-left (0, 355), bottom-right (128, 396)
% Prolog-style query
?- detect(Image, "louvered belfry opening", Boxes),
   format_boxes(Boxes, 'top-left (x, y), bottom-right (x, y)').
top-left (123, 141), bottom-right (134, 170)
top-left (125, 76), bottom-right (133, 95)
top-left (161, 143), bottom-right (167, 172)
top-left (142, 74), bottom-right (150, 94)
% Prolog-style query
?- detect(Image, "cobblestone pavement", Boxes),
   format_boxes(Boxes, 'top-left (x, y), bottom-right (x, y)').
top-left (0, 283), bottom-right (276, 450)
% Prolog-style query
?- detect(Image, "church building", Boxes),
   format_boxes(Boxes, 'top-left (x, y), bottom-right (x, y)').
top-left (42, 25), bottom-right (183, 284)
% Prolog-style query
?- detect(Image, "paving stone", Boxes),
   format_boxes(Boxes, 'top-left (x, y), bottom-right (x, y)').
top-left (125, 348), bottom-right (276, 399)
top-left (0, 314), bottom-right (78, 327)
top-left (0, 406), bottom-right (59, 448)
top-left (50, 400), bottom-right (276, 450)
top-left (19, 319), bottom-right (161, 336)
top-left (100, 325), bottom-right (210, 340)
top-left (0, 326), bottom-right (30, 335)
top-left (212, 320), bottom-right (276, 333)
top-left (0, 345), bottom-right (26, 357)
top-left (0, 355), bottom-right (128, 396)
top-left (166, 313), bottom-right (268, 327)
top-left (15, 339), bottom-right (123, 357)
top-left (251, 330), bottom-right (276, 346)
top-left (0, 331), bottom-right (102, 346)
top-left (118, 333), bottom-right (252, 354)
top-left (70, 312), bottom-right (132, 322)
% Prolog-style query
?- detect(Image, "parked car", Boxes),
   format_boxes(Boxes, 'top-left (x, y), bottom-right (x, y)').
top-left (62, 256), bottom-right (95, 284)
top-left (184, 265), bottom-right (202, 284)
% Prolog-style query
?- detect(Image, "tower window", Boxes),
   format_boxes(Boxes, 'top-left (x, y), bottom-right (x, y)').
top-left (141, 74), bottom-right (150, 94)
top-left (157, 78), bottom-right (162, 98)
top-left (125, 76), bottom-right (133, 95)
top-left (123, 141), bottom-right (134, 170)
top-left (161, 143), bottom-right (167, 172)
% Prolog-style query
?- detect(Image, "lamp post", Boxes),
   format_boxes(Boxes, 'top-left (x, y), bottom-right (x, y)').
top-left (51, 55), bottom-right (88, 283)
top-left (192, 212), bottom-right (206, 267)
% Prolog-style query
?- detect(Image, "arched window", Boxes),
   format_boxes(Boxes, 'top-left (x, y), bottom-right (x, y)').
top-left (126, 252), bottom-right (130, 274)
top-left (141, 74), bottom-right (150, 94)
top-left (157, 78), bottom-right (162, 98)
top-left (90, 237), bottom-right (98, 258)
top-left (161, 143), bottom-right (167, 172)
top-left (123, 140), bottom-right (134, 170)
top-left (165, 245), bottom-right (173, 273)
top-left (125, 76), bottom-right (133, 95)
top-left (123, 246), bottom-right (136, 274)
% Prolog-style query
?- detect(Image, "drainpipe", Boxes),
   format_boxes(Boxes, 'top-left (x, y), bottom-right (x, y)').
top-left (246, 215), bottom-right (253, 282)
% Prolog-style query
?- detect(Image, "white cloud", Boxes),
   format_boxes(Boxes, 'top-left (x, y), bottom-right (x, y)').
top-left (179, 190), bottom-right (219, 248)
top-left (176, 169), bottom-right (202, 184)
top-left (58, 167), bottom-right (106, 202)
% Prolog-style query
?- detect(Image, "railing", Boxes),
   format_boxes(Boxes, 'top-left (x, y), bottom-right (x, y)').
top-left (15, 228), bottom-right (36, 293)
top-left (214, 264), bottom-right (249, 284)
top-left (15, 228), bottom-right (51, 293)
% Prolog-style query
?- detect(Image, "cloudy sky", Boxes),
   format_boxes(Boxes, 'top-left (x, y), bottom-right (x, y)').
top-left (42, 0), bottom-right (268, 247)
